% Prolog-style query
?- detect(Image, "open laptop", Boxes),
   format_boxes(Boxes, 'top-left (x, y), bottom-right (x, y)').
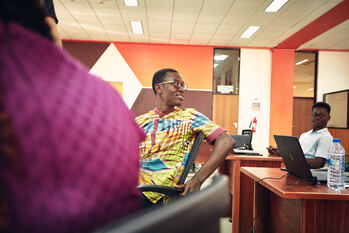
top-left (274, 135), bottom-right (348, 184)
top-left (230, 135), bottom-right (250, 149)
top-left (230, 135), bottom-right (261, 155)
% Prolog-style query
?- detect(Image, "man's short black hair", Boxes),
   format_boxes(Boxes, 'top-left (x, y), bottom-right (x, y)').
top-left (312, 102), bottom-right (331, 114)
top-left (152, 68), bottom-right (178, 94)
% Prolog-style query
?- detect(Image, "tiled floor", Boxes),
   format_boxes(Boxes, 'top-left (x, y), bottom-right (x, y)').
top-left (186, 164), bottom-right (232, 233)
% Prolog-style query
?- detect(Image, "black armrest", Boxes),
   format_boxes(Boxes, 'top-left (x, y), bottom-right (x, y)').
top-left (137, 185), bottom-right (184, 197)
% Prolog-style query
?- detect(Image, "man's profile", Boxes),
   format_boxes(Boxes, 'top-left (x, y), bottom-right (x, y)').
top-left (136, 68), bottom-right (234, 208)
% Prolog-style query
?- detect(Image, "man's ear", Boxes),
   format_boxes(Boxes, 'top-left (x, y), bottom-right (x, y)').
top-left (155, 83), bottom-right (162, 94)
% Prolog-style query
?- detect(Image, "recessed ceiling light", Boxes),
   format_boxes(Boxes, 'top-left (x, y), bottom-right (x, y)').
top-left (124, 0), bottom-right (138, 6)
top-left (214, 64), bottom-right (218, 68)
top-left (293, 85), bottom-right (296, 89)
top-left (214, 55), bottom-right (228, 61)
top-left (240, 26), bottom-right (260, 38)
top-left (130, 21), bottom-right (143, 34)
top-left (295, 59), bottom-right (309, 65)
top-left (265, 0), bottom-right (288, 12)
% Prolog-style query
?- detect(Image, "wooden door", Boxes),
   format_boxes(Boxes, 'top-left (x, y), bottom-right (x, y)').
top-left (292, 98), bottom-right (314, 138)
top-left (212, 94), bottom-right (239, 134)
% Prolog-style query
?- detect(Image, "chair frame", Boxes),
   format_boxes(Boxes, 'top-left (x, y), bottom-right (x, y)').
top-left (94, 175), bottom-right (230, 233)
top-left (138, 132), bottom-right (205, 197)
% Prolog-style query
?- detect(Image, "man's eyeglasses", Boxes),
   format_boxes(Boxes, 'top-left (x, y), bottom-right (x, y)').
top-left (312, 113), bottom-right (328, 118)
top-left (158, 80), bottom-right (188, 90)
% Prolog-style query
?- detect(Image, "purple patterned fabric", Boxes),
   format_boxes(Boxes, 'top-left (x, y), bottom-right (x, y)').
top-left (0, 22), bottom-right (145, 233)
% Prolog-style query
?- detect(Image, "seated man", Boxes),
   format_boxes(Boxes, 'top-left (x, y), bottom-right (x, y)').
top-left (136, 68), bottom-right (235, 207)
top-left (268, 102), bottom-right (333, 169)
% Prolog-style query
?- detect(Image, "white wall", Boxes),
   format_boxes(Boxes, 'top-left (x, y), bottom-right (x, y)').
top-left (317, 51), bottom-right (349, 101)
top-left (238, 49), bottom-right (272, 151)
top-left (89, 44), bottom-right (143, 108)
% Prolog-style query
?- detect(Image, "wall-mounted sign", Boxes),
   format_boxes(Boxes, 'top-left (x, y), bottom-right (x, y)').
top-left (252, 98), bottom-right (260, 111)
top-left (217, 85), bottom-right (234, 94)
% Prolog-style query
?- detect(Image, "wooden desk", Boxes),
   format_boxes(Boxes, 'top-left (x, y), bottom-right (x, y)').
top-left (241, 167), bottom-right (349, 233)
top-left (218, 153), bottom-right (283, 233)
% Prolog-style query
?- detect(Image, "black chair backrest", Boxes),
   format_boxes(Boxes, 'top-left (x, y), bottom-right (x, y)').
top-left (137, 132), bottom-right (205, 197)
top-left (241, 129), bottom-right (253, 150)
top-left (178, 132), bottom-right (204, 185)
top-left (94, 175), bottom-right (230, 233)
top-left (242, 129), bottom-right (253, 144)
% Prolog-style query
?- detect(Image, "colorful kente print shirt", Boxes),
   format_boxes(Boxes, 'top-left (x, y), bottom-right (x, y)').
top-left (136, 107), bottom-right (225, 203)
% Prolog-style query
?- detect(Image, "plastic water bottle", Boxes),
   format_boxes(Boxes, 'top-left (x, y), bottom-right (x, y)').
top-left (327, 139), bottom-right (345, 191)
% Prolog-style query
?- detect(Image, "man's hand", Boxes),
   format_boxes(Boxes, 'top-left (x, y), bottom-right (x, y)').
top-left (174, 176), bottom-right (203, 196)
top-left (174, 132), bottom-right (234, 196)
top-left (267, 146), bottom-right (280, 155)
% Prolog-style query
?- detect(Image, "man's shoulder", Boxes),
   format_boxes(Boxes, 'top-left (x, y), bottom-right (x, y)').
top-left (180, 107), bottom-right (197, 114)
top-left (135, 110), bottom-right (156, 122)
top-left (319, 128), bottom-right (333, 140)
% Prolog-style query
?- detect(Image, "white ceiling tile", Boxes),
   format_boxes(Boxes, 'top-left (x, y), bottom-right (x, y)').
top-left (329, 39), bottom-right (349, 49)
top-left (53, 0), bottom-right (349, 48)
top-left (148, 12), bottom-right (172, 21)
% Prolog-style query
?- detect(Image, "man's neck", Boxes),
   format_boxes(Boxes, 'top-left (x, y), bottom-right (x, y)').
top-left (313, 126), bottom-right (326, 132)
top-left (154, 104), bottom-right (174, 113)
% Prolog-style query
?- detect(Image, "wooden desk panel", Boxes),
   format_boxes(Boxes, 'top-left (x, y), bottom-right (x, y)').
top-left (241, 167), bottom-right (349, 233)
top-left (219, 154), bottom-right (283, 233)
top-left (195, 143), bottom-right (284, 233)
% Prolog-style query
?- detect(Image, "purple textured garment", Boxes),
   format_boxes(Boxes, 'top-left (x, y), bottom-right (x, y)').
top-left (0, 22), bottom-right (145, 233)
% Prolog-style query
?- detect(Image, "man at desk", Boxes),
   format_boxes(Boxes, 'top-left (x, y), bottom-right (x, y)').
top-left (268, 102), bottom-right (333, 169)
top-left (136, 68), bottom-right (234, 207)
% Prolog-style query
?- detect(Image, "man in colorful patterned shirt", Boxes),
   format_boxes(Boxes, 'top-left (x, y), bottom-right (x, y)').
top-left (136, 68), bottom-right (235, 207)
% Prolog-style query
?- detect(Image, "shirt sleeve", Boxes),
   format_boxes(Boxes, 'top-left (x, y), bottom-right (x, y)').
top-left (314, 135), bottom-right (333, 159)
top-left (44, 0), bottom-right (58, 23)
top-left (189, 109), bottom-right (226, 144)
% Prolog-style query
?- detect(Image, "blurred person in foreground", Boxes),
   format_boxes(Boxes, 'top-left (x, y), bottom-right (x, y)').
top-left (268, 102), bottom-right (332, 169)
top-left (0, 0), bottom-right (145, 232)
top-left (136, 68), bottom-right (235, 208)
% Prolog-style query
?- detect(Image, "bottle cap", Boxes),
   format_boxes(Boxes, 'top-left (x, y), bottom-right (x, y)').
top-left (333, 138), bottom-right (340, 143)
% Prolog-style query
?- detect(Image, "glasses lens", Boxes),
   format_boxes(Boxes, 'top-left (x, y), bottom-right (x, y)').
top-left (312, 113), bottom-right (326, 118)
top-left (173, 80), bottom-right (187, 89)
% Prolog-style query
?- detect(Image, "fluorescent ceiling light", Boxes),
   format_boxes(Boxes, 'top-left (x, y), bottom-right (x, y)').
top-left (124, 0), bottom-right (138, 6)
top-left (214, 64), bottom-right (218, 68)
top-left (307, 88), bottom-right (314, 91)
top-left (214, 55), bottom-right (228, 61)
top-left (240, 26), bottom-right (260, 38)
top-left (130, 21), bottom-right (143, 34)
top-left (265, 0), bottom-right (288, 12)
top-left (295, 59), bottom-right (308, 65)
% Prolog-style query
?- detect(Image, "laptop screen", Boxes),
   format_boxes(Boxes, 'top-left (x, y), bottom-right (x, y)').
top-left (274, 135), bottom-right (313, 180)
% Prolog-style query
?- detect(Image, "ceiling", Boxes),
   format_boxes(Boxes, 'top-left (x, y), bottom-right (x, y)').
top-left (54, 0), bottom-right (349, 49)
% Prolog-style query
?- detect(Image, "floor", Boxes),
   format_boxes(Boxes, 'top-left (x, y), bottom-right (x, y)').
top-left (187, 164), bottom-right (232, 233)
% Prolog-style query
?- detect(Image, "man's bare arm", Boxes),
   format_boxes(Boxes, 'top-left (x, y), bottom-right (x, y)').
top-left (178, 132), bottom-right (234, 195)
top-left (45, 16), bottom-right (62, 47)
top-left (306, 157), bottom-right (326, 169)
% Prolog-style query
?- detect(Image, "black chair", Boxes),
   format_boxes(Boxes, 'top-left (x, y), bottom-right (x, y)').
top-left (138, 132), bottom-right (205, 197)
top-left (94, 175), bottom-right (230, 233)
top-left (242, 129), bottom-right (253, 150)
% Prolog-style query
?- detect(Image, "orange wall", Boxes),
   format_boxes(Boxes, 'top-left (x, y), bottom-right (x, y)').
top-left (269, 49), bottom-right (295, 146)
top-left (114, 42), bottom-right (214, 90)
